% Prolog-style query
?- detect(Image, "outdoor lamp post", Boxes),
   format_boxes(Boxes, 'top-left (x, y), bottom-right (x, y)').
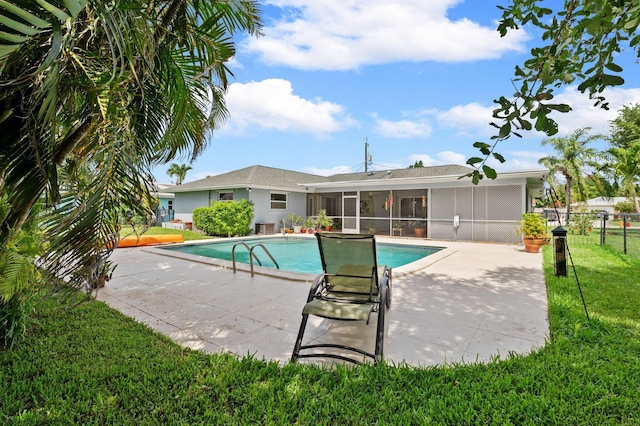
top-left (552, 226), bottom-right (567, 277)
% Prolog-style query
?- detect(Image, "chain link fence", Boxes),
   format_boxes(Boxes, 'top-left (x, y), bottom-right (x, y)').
top-left (543, 211), bottom-right (640, 258)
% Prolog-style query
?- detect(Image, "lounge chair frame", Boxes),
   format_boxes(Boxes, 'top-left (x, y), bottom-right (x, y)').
top-left (291, 233), bottom-right (392, 364)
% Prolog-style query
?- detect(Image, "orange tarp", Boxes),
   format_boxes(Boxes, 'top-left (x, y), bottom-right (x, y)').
top-left (117, 234), bottom-right (184, 248)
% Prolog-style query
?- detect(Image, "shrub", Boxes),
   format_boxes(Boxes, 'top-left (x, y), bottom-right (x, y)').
top-left (193, 199), bottom-right (254, 237)
top-left (517, 213), bottom-right (547, 239)
top-left (614, 200), bottom-right (636, 213)
top-left (568, 212), bottom-right (596, 235)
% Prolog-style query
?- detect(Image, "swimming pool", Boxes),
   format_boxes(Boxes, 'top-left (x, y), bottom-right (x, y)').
top-left (161, 236), bottom-right (443, 274)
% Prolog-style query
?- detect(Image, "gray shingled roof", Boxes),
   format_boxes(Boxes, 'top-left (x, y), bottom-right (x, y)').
top-left (325, 164), bottom-right (474, 182)
top-left (165, 164), bottom-right (479, 192)
top-left (166, 165), bottom-right (330, 192)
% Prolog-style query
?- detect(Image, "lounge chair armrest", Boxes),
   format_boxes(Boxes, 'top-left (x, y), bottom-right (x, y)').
top-left (307, 273), bottom-right (326, 302)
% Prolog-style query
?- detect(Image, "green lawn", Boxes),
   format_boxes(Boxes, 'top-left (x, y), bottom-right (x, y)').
top-left (119, 226), bottom-right (213, 241)
top-left (2, 245), bottom-right (640, 424)
top-left (603, 228), bottom-right (640, 258)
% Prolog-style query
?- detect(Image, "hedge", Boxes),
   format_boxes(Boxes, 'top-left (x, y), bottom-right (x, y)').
top-left (192, 199), bottom-right (254, 237)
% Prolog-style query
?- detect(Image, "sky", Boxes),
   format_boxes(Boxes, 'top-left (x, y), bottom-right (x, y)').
top-left (154, 0), bottom-right (640, 184)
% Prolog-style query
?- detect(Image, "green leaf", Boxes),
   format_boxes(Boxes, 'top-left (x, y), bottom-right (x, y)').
top-left (492, 152), bottom-right (506, 163)
top-left (546, 103), bottom-right (572, 113)
top-left (0, 14), bottom-right (43, 36)
top-left (483, 165), bottom-right (497, 179)
top-left (0, 43), bottom-right (20, 58)
top-left (63, 0), bottom-right (88, 18)
top-left (601, 74), bottom-right (625, 87)
top-left (0, 0), bottom-right (50, 28)
top-left (35, 0), bottom-right (70, 22)
top-left (605, 62), bottom-right (623, 72)
top-left (623, 17), bottom-right (639, 30)
top-left (498, 122), bottom-right (511, 138)
top-left (518, 118), bottom-right (532, 130)
top-left (0, 30), bottom-right (27, 43)
top-left (466, 157), bottom-right (483, 166)
top-left (473, 142), bottom-right (491, 149)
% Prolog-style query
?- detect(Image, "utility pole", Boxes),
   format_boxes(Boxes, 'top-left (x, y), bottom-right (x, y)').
top-left (364, 138), bottom-right (372, 173)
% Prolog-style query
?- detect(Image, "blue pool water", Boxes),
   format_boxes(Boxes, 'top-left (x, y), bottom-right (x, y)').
top-left (161, 237), bottom-right (442, 274)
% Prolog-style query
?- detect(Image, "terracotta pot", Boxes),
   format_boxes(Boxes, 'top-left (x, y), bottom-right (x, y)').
top-left (414, 227), bottom-right (425, 238)
top-left (523, 237), bottom-right (544, 253)
top-left (307, 229), bottom-right (314, 234)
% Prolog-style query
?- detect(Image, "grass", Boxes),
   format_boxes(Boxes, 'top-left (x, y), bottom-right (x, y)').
top-left (603, 228), bottom-right (640, 258)
top-left (2, 245), bottom-right (640, 424)
top-left (119, 226), bottom-right (213, 241)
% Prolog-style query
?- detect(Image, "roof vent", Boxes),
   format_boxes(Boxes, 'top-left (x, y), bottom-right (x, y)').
top-left (367, 171), bottom-right (375, 176)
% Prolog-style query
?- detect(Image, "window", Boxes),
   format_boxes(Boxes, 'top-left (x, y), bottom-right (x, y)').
top-left (219, 192), bottom-right (233, 201)
top-left (167, 200), bottom-right (173, 211)
top-left (271, 192), bottom-right (287, 210)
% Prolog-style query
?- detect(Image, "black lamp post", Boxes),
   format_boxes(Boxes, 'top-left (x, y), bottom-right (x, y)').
top-left (552, 226), bottom-right (567, 277)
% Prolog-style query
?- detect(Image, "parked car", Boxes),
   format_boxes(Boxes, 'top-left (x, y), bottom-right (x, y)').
top-left (543, 209), bottom-right (558, 221)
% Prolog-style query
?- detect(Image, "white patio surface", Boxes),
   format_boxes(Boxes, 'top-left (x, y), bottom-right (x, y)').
top-left (97, 237), bottom-right (549, 367)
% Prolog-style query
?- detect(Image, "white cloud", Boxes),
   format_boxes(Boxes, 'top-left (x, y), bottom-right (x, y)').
top-left (436, 103), bottom-right (495, 136)
top-left (433, 86), bottom-right (640, 139)
top-left (244, 0), bottom-right (528, 70)
top-left (220, 79), bottom-right (356, 135)
top-left (406, 154), bottom-right (440, 167)
top-left (552, 86), bottom-right (640, 136)
top-left (374, 119), bottom-right (432, 139)
top-left (304, 165), bottom-right (357, 176)
top-left (404, 151), bottom-right (465, 168)
top-left (437, 151), bottom-right (467, 164)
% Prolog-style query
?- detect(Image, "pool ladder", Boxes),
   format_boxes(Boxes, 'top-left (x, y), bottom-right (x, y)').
top-left (231, 242), bottom-right (280, 277)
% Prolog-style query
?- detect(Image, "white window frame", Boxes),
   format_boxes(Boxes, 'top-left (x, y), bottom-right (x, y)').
top-left (270, 192), bottom-right (288, 210)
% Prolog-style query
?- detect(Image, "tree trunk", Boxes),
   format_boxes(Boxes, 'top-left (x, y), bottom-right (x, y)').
top-left (565, 175), bottom-right (572, 216)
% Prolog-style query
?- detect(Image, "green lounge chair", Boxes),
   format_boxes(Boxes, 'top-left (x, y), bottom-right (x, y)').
top-left (291, 233), bottom-right (392, 364)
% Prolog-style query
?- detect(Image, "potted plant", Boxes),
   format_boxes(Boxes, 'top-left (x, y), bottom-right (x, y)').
top-left (303, 217), bottom-right (317, 234)
top-left (518, 213), bottom-right (548, 253)
top-left (286, 212), bottom-right (303, 233)
top-left (410, 220), bottom-right (425, 238)
top-left (368, 223), bottom-right (377, 234)
top-left (316, 209), bottom-right (333, 231)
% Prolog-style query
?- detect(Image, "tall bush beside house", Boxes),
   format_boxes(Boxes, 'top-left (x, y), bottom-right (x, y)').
top-left (193, 200), bottom-right (254, 237)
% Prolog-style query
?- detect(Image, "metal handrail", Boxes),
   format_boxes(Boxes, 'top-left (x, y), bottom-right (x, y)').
top-left (232, 242), bottom-right (262, 273)
top-left (250, 243), bottom-right (280, 274)
top-left (231, 242), bottom-right (279, 276)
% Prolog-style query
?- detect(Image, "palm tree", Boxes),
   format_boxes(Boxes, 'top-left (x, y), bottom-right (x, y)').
top-left (167, 163), bottom-right (193, 185)
top-left (0, 1), bottom-right (262, 295)
top-left (538, 128), bottom-right (603, 215)
top-left (606, 144), bottom-right (640, 213)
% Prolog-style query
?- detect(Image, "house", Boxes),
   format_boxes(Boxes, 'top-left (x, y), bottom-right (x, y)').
top-left (165, 164), bottom-right (547, 243)
top-left (571, 197), bottom-right (629, 215)
top-left (152, 183), bottom-right (175, 223)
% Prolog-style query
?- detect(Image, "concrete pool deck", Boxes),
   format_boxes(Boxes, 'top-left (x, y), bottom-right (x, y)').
top-left (97, 237), bottom-right (549, 367)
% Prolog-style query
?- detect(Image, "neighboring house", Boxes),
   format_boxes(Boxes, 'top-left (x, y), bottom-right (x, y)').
top-left (165, 164), bottom-right (547, 243)
top-left (152, 183), bottom-right (175, 222)
top-left (571, 197), bottom-right (629, 215)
